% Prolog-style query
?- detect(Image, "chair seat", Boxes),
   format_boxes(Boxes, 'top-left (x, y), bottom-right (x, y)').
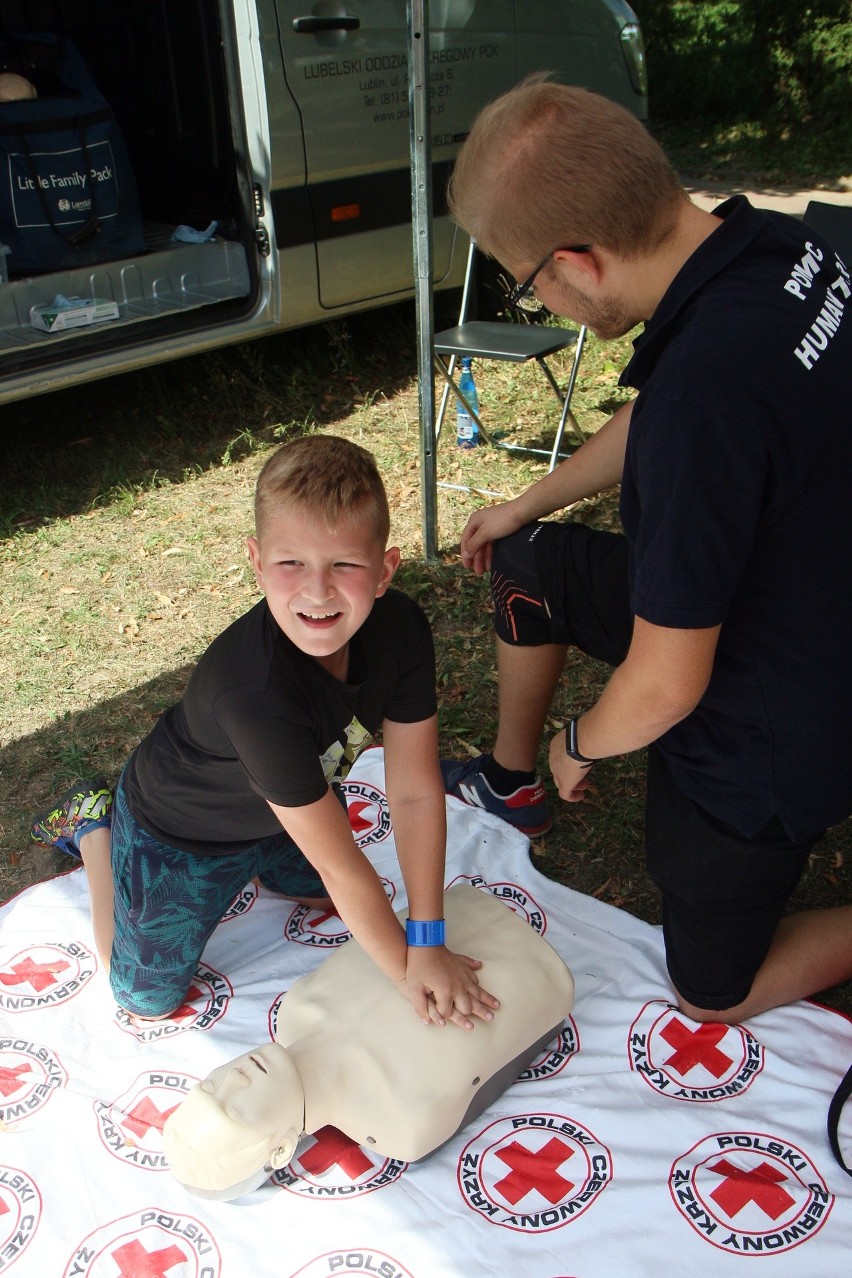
top-left (433, 319), bottom-right (578, 362)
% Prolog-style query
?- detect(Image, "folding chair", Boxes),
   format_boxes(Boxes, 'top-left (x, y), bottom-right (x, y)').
top-left (802, 200), bottom-right (852, 262)
top-left (433, 238), bottom-right (587, 473)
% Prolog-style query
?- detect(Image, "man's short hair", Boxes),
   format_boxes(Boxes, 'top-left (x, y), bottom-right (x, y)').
top-left (448, 74), bottom-right (686, 267)
top-left (255, 435), bottom-right (390, 543)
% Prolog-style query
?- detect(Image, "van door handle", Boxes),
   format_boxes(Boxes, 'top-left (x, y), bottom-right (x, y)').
top-left (293, 16), bottom-right (360, 33)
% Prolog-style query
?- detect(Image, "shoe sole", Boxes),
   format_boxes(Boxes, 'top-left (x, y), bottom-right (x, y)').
top-left (448, 790), bottom-right (553, 837)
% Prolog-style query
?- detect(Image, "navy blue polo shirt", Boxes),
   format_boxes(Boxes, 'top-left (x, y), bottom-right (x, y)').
top-left (619, 196), bottom-right (852, 839)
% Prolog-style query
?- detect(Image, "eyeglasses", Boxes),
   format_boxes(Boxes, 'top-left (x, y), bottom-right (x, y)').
top-left (507, 245), bottom-right (592, 312)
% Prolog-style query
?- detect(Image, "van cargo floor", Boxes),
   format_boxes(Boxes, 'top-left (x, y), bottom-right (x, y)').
top-left (0, 228), bottom-right (251, 356)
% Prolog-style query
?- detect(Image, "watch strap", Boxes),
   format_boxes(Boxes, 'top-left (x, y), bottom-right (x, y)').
top-left (565, 716), bottom-right (595, 766)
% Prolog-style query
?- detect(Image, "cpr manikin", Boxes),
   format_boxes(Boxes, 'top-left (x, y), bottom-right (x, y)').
top-left (163, 885), bottom-right (575, 1199)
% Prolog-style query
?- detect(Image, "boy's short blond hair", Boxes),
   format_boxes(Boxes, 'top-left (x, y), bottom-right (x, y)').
top-left (448, 74), bottom-right (686, 267)
top-left (255, 435), bottom-right (390, 544)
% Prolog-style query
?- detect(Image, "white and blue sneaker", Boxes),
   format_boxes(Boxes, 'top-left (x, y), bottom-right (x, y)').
top-left (440, 753), bottom-right (552, 836)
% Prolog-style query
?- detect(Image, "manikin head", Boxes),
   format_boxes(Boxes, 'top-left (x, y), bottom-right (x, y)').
top-left (163, 1043), bottom-right (305, 1200)
top-left (0, 73), bottom-right (38, 102)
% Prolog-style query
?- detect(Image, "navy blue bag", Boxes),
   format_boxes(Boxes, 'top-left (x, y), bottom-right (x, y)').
top-left (0, 33), bottom-right (144, 276)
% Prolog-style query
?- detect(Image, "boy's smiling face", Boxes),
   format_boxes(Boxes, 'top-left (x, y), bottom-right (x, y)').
top-left (247, 501), bottom-right (399, 677)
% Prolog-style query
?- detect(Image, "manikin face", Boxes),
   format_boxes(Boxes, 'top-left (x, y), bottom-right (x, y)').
top-left (200, 1043), bottom-right (303, 1137)
top-left (247, 502), bottom-right (400, 678)
top-left (163, 1043), bottom-right (305, 1197)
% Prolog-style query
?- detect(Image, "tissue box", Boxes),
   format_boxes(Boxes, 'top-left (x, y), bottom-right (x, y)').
top-left (31, 297), bottom-right (120, 333)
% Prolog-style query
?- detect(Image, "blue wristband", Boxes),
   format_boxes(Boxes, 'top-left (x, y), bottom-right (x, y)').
top-left (406, 918), bottom-right (446, 947)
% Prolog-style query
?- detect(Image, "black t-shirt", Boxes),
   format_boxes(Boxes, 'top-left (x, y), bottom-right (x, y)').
top-left (123, 588), bottom-right (437, 854)
top-left (619, 196), bottom-right (852, 839)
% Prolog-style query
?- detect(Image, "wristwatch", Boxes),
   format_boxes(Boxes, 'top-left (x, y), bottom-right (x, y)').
top-left (565, 716), bottom-right (595, 766)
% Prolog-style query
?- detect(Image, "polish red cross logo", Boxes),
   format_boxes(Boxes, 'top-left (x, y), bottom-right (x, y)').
top-left (669, 1132), bottom-right (833, 1255)
top-left (0, 943), bottom-right (96, 1011)
top-left (628, 1001), bottom-right (764, 1101)
top-left (64, 1207), bottom-right (221, 1277)
top-left (458, 1113), bottom-right (612, 1232)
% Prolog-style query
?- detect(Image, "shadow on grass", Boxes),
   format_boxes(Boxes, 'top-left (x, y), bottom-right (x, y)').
top-left (0, 664), bottom-right (194, 898)
top-left (0, 300), bottom-right (427, 539)
top-left (654, 118), bottom-right (852, 189)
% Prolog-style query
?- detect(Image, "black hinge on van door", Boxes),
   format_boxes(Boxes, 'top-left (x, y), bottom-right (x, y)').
top-left (253, 184), bottom-right (271, 257)
top-left (293, 15), bottom-right (360, 33)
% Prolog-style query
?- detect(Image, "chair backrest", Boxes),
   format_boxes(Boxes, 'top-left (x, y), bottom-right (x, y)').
top-left (802, 200), bottom-right (852, 263)
top-left (455, 237), bottom-right (479, 326)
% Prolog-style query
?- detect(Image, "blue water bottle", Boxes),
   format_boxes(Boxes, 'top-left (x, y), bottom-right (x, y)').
top-left (456, 357), bottom-right (480, 448)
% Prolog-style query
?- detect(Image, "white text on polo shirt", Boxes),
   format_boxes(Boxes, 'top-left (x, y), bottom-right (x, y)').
top-left (793, 254), bottom-right (849, 370)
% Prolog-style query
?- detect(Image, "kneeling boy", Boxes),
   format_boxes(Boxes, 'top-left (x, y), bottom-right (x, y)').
top-left (32, 436), bottom-right (497, 1029)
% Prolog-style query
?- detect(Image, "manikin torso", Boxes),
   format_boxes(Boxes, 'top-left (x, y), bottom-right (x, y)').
top-left (278, 884), bottom-right (574, 1160)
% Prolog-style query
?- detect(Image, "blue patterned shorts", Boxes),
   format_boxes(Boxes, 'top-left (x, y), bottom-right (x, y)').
top-left (109, 773), bottom-right (326, 1017)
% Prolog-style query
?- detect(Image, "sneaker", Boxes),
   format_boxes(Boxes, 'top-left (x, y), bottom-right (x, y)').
top-left (440, 753), bottom-right (552, 836)
top-left (31, 777), bottom-right (113, 859)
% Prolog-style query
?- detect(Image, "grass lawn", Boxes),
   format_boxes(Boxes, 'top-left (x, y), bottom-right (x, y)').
top-left (2, 289), bottom-right (850, 1017)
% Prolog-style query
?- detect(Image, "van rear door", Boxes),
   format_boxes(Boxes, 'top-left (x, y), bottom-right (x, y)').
top-left (273, 1), bottom-right (517, 310)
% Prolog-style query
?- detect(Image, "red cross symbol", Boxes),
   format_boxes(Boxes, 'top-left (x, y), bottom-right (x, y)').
top-left (110, 1239), bottom-right (186, 1278)
top-left (168, 983), bottom-right (205, 1023)
top-left (121, 1095), bottom-right (180, 1139)
top-left (299, 1125), bottom-right (374, 1179)
top-left (708, 1158), bottom-right (796, 1220)
top-left (0, 956), bottom-right (70, 992)
top-left (659, 1018), bottom-right (734, 1079)
top-left (0, 1062), bottom-right (32, 1097)
top-left (348, 800), bottom-right (374, 835)
top-left (308, 906), bottom-right (342, 929)
top-left (0, 1195), bottom-right (9, 1217)
top-left (493, 1136), bottom-right (575, 1206)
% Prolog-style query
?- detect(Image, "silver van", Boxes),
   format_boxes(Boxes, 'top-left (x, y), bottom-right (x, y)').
top-left (0, 1), bottom-right (646, 406)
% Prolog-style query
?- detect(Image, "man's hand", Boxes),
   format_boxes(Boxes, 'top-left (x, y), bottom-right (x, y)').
top-left (548, 729), bottom-right (595, 802)
top-left (400, 947), bottom-right (501, 1029)
top-left (460, 500), bottom-right (527, 575)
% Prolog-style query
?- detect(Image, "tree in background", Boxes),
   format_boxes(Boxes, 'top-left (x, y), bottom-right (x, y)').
top-left (631, 0), bottom-right (851, 140)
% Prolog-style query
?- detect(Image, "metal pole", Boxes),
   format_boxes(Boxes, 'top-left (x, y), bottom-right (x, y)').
top-left (407, 0), bottom-right (437, 560)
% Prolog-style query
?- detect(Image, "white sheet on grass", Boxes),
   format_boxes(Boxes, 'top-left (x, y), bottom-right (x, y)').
top-left (1, 746), bottom-right (850, 1278)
